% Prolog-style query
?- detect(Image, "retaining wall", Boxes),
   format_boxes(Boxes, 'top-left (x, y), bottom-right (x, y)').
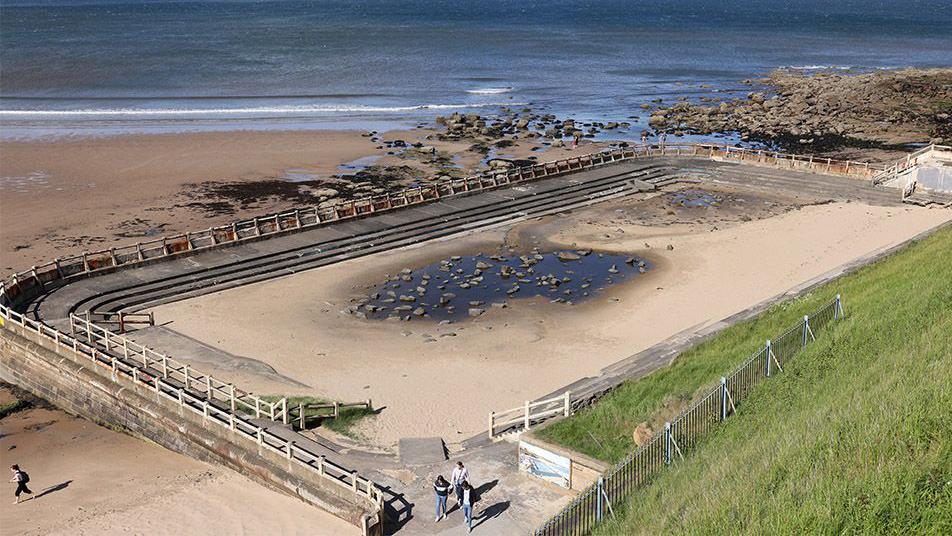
top-left (0, 322), bottom-right (378, 533)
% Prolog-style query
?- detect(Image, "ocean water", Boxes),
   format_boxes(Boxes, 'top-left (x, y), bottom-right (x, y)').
top-left (1, 0), bottom-right (950, 138)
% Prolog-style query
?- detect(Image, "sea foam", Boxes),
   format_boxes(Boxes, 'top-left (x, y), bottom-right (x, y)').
top-left (0, 102), bottom-right (526, 117)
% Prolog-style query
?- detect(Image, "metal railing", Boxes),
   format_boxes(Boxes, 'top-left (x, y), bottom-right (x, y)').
top-left (533, 295), bottom-right (844, 536)
top-left (0, 144), bottom-right (879, 312)
top-left (0, 304), bottom-right (385, 516)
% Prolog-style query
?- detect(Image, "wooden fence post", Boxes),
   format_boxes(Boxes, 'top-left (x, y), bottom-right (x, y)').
top-left (524, 400), bottom-right (531, 431)
top-left (563, 391), bottom-right (571, 416)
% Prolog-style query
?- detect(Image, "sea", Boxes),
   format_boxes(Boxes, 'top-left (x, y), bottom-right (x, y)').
top-left (1, 0), bottom-right (950, 139)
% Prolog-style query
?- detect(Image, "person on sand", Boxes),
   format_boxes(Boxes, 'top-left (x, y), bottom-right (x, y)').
top-left (10, 465), bottom-right (32, 504)
top-left (461, 480), bottom-right (478, 532)
top-left (433, 475), bottom-right (451, 522)
top-left (450, 461), bottom-right (469, 506)
top-left (641, 130), bottom-right (649, 151)
top-left (659, 130), bottom-right (667, 152)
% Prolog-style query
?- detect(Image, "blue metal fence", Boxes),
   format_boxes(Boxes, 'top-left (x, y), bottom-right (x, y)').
top-left (533, 295), bottom-right (845, 536)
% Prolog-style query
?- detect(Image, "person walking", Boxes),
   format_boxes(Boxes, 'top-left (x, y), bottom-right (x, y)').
top-left (433, 475), bottom-right (451, 522)
top-left (641, 130), bottom-right (649, 152)
top-left (659, 130), bottom-right (667, 152)
top-left (10, 465), bottom-right (32, 504)
top-left (450, 461), bottom-right (469, 507)
top-left (461, 480), bottom-right (478, 532)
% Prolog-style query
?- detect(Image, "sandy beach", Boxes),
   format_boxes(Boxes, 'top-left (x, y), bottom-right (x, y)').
top-left (0, 128), bottom-right (587, 272)
top-left (151, 189), bottom-right (952, 447)
top-left (0, 386), bottom-right (357, 536)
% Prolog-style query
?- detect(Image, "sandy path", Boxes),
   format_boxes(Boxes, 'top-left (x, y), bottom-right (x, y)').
top-left (152, 195), bottom-right (950, 448)
top-left (0, 395), bottom-right (357, 535)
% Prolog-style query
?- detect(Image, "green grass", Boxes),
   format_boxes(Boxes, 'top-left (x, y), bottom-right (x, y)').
top-left (541, 225), bottom-right (952, 534)
top-left (237, 395), bottom-right (375, 439)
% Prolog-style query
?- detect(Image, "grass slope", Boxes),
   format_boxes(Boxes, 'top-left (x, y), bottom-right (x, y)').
top-left (543, 225), bottom-right (952, 534)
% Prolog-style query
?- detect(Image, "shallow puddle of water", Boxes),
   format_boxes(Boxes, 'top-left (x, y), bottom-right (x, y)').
top-left (338, 155), bottom-right (382, 172)
top-left (670, 189), bottom-right (723, 208)
top-left (350, 250), bottom-right (650, 322)
top-left (281, 169), bottom-right (320, 182)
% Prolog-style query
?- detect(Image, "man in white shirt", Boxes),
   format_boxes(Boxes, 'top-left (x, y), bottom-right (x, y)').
top-left (450, 461), bottom-right (469, 506)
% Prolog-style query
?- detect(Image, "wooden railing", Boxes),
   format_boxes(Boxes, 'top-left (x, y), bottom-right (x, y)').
top-left (871, 144), bottom-right (952, 185)
top-left (79, 310), bottom-right (155, 333)
top-left (0, 304), bottom-right (386, 517)
top-left (0, 143), bottom-right (881, 312)
top-left (290, 400), bottom-right (374, 431)
top-left (489, 391), bottom-right (572, 439)
top-left (68, 313), bottom-right (295, 423)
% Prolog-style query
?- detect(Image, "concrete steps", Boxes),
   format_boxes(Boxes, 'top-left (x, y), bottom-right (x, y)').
top-left (55, 163), bottom-right (672, 317)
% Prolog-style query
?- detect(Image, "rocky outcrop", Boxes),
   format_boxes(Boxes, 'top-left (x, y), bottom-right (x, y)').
top-left (648, 68), bottom-right (952, 151)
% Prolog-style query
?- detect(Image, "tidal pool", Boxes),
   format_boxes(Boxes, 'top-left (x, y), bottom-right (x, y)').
top-left (349, 249), bottom-right (650, 322)
top-left (670, 189), bottom-right (723, 208)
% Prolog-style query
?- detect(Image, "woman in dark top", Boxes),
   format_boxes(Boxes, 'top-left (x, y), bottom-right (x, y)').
top-left (433, 475), bottom-right (451, 522)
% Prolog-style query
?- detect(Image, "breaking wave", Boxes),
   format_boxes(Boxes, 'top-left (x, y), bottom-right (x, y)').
top-left (0, 101), bottom-right (526, 117)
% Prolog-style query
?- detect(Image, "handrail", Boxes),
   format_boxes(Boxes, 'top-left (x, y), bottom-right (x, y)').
top-left (489, 391), bottom-right (572, 439)
top-left (0, 304), bottom-right (385, 515)
top-left (0, 143), bottom-right (881, 311)
top-left (69, 313), bottom-right (294, 424)
top-left (871, 144), bottom-right (952, 185)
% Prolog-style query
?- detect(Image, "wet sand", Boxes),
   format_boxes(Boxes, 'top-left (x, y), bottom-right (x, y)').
top-left (0, 386), bottom-right (357, 536)
top-left (0, 129), bottom-right (589, 272)
top-left (151, 189), bottom-right (952, 447)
